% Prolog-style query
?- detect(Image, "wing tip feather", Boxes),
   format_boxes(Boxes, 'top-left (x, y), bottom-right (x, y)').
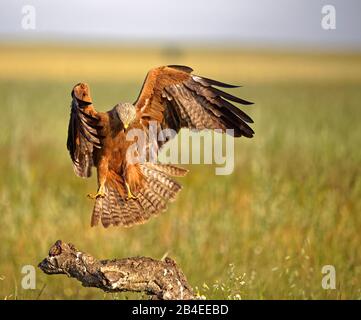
top-left (167, 65), bottom-right (193, 73)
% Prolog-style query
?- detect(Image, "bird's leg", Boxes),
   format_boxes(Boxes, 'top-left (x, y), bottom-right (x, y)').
top-left (87, 184), bottom-right (106, 199)
top-left (88, 159), bottom-right (108, 199)
top-left (125, 182), bottom-right (137, 200)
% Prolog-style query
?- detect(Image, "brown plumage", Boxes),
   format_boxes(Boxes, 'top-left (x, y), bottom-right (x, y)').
top-left (67, 65), bottom-right (254, 228)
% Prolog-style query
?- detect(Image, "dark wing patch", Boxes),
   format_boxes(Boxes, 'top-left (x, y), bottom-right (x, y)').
top-left (67, 95), bottom-right (101, 178)
top-left (167, 65), bottom-right (194, 73)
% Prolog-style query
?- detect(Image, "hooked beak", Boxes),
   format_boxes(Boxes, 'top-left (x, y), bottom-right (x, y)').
top-left (124, 123), bottom-right (129, 130)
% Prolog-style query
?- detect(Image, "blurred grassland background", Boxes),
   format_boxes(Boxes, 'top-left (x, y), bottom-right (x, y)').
top-left (0, 43), bottom-right (360, 299)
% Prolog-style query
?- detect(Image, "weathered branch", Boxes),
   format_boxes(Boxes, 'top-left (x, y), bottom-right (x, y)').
top-left (38, 240), bottom-right (194, 300)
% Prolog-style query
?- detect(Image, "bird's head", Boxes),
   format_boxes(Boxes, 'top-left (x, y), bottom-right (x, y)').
top-left (71, 82), bottom-right (92, 105)
top-left (115, 103), bottom-right (136, 130)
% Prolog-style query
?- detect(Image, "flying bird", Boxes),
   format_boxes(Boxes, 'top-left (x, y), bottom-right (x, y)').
top-left (67, 65), bottom-right (254, 228)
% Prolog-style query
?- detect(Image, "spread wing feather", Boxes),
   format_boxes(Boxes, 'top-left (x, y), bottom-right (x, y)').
top-left (134, 65), bottom-right (254, 150)
top-left (66, 84), bottom-right (102, 178)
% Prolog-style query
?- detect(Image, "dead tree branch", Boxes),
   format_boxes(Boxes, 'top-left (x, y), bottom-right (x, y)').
top-left (38, 240), bottom-right (194, 300)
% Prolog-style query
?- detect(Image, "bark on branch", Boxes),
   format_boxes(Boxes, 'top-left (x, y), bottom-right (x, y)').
top-left (38, 240), bottom-right (194, 300)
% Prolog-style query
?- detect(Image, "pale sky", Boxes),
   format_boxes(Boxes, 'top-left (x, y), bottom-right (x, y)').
top-left (0, 0), bottom-right (360, 49)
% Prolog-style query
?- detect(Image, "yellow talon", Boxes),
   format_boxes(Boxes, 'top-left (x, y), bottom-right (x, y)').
top-left (125, 182), bottom-right (137, 200)
top-left (87, 185), bottom-right (106, 199)
top-left (87, 192), bottom-right (105, 199)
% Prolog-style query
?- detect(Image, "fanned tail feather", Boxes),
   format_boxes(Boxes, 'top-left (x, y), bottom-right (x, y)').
top-left (91, 163), bottom-right (188, 228)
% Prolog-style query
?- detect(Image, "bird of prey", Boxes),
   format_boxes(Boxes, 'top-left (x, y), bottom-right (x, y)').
top-left (67, 65), bottom-right (254, 228)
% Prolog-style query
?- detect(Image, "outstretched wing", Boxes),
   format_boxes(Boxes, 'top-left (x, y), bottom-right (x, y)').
top-left (134, 65), bottom-right (254, 149)
top-left (67, 83), bottom-right (102, 178)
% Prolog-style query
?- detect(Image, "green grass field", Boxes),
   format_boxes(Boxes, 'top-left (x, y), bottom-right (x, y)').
top-left (0, 44), bottom-right (360, 299)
